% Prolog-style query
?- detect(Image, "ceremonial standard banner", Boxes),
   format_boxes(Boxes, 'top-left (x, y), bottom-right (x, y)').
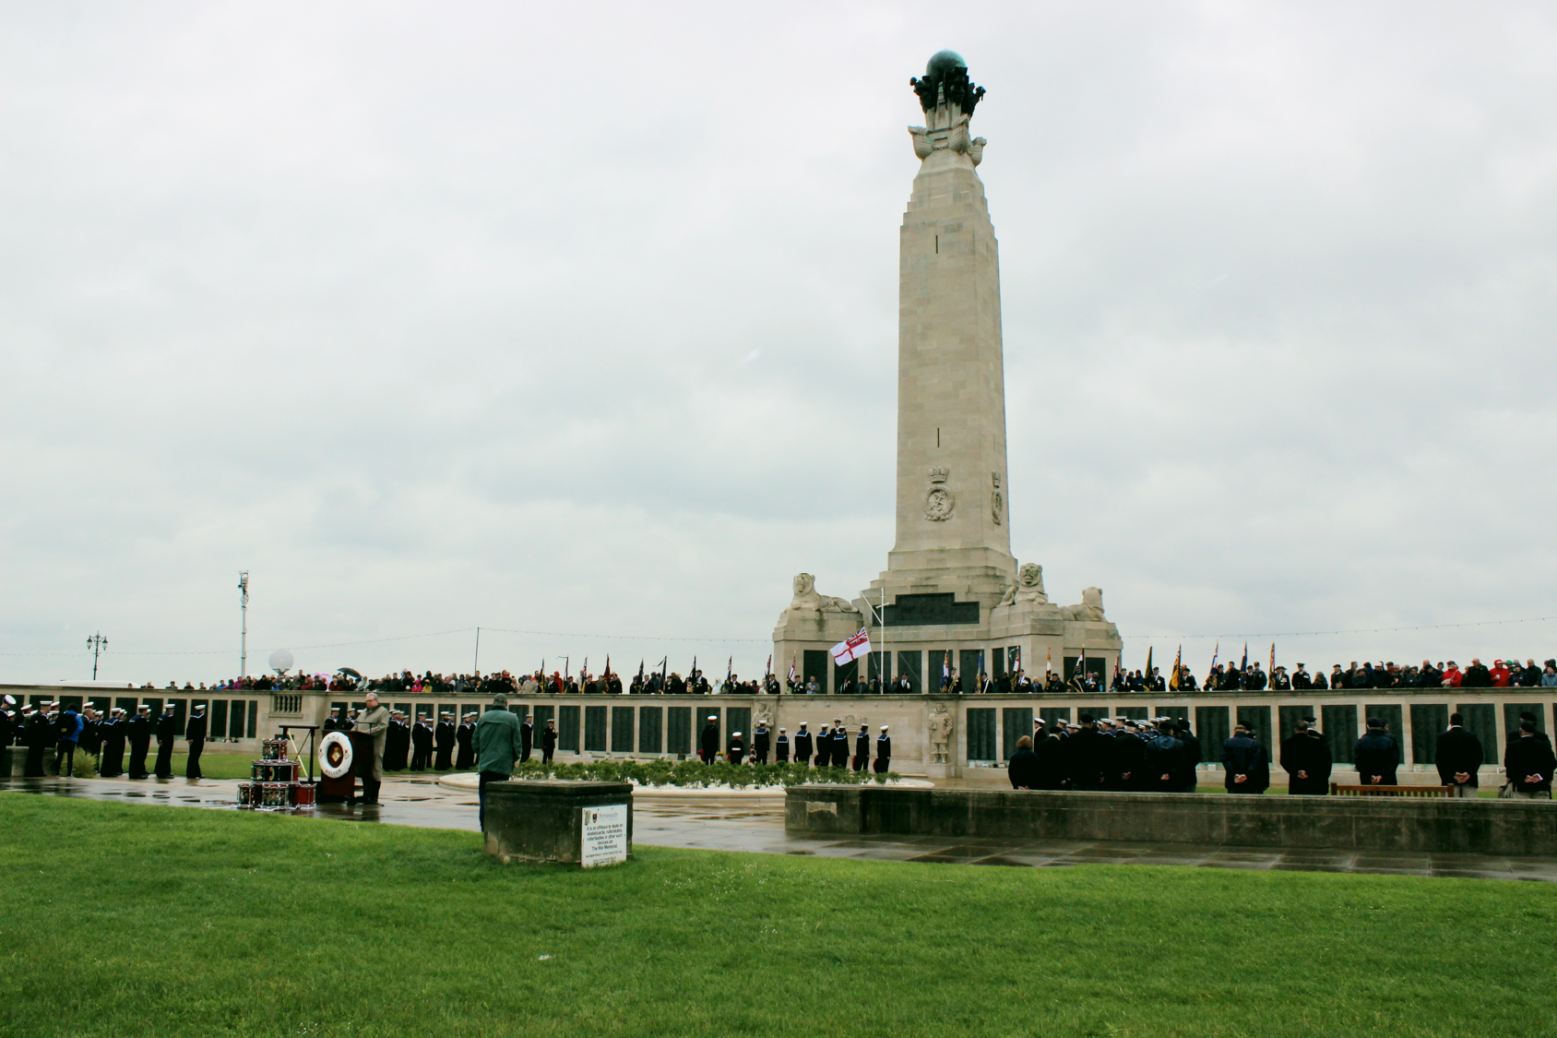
top-left (830, 629), bottom-right (871, 666)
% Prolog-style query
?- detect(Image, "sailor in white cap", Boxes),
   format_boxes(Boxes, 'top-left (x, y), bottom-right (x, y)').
top-left (874, 725), bottom-right (891, 774)
top-left (727, 730), bottom-right (745, 765)
top-left (127, 704), bottom-right (153, 778)
top-left (184, 701), bottom-right (208, 779)
top-left (829, 718), bottom-right (849, 768)
top-left (793, 722), bottom-right (812, 766)
top-left (99, 706), bottom-right (128, 777)
top-left (21, 703), bottom-right (50, 777)
top-left (153, 700), bottom-right (177, 779)
top-left (853, 724), bottom-right (870, 772)
top-left (699, 713), bottom-right (720, 764)
top-left (0, 696), bottom-right (15, 771)
top-left (775, 726), bottom-right (790, 763)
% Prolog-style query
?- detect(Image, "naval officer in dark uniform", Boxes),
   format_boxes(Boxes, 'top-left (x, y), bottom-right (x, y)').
top-left (1354, 717), bottom-right (1400, 786)
top-left (184, 703), bottom-right (207, 779)
top-left (1279, 717), bottom-right (1331, 795)
top-left (434, 713), bottom-right (456, 770)
top-left (1221, 724), bottom-right (1269, 793)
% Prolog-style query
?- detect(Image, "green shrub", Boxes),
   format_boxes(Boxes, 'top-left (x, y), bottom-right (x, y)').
top-left (510, 757), bottom-right (899, 788)
top-left (71, 751), bottom-right (100, 779)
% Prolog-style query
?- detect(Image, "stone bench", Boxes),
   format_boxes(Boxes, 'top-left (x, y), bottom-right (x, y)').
top-left (1330, 783), bottom-right (1452, 797)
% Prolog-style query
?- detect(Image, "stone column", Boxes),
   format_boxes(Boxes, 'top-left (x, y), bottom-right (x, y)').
top-left (889, 54), bottom-right (1014, 593)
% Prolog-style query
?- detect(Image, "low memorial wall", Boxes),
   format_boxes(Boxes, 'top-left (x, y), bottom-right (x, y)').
top-left (483, 780), bottom-right (633, 866)
top-left (785, 784), bottom-right (1557, 855)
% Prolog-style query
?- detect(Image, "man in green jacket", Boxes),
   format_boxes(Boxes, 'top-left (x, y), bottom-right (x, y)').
top-left (474, 696), bottom-right (524, 830)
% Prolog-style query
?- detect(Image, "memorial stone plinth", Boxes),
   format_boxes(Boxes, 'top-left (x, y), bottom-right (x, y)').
top-left (483, 780), bottom-right (633, 866)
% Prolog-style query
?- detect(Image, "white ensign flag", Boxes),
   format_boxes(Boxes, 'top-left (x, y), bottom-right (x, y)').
top-left (831, 629), bottom-right (871, 666)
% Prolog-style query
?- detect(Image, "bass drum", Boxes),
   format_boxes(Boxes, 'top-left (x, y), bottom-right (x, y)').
top-left (319, 731), bottom-right (354, 780)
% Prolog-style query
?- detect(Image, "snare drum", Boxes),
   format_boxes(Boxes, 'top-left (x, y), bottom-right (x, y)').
top-left (236, 782), bottom-right (255, 807)
top-left (261, 782), bottom-right (289, 808)
top-left (293, 782), bottom-right (316, 808)
top-left (262, 738), bottom-right (289, 761)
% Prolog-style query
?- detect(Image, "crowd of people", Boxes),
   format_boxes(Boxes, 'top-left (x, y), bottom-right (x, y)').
top-left (1140, 656), bottom-right (1557, 693)
top-left (96, 653), bottom-right (1557, 699)
top-left (1005, 710), bottom-right (1555, 798)
top-left (0, 696), bottom-right (212, 780)
top-left (928, 655), bottom-right (1557, 695)
top-left (153, 669), bottom-right (522, 696)
top-left (687, 714), bottom-right (893, 772)
top-left (312, 703), bottom-right (894, 775)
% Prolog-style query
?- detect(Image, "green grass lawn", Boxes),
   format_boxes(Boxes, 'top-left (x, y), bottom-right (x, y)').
top-left (173, 751), bottom-right (259, 779)
top-left (3, 796), bottom-right (1550, 1038)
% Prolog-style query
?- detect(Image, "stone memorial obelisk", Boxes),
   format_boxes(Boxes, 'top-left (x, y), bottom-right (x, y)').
top-left (774, 52), bottom-right (1121, 703)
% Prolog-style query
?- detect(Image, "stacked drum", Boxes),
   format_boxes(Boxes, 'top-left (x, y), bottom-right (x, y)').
top-left (236, 737), bottom-right (317, 810)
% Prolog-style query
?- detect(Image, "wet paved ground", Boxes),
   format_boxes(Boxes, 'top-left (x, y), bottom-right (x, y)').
top-left (7, 776), bottom-right (1554, 882)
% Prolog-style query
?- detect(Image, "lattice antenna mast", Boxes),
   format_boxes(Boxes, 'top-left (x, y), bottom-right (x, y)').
top-left (238, 571), bottom-right (250, 678)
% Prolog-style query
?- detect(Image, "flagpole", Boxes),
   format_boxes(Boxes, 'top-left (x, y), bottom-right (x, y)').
top-left (880, 586), bottom-right (888, 691)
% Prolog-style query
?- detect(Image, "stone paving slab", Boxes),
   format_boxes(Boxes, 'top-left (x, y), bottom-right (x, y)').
top-left (5, 776), bottom-right (1552, 882)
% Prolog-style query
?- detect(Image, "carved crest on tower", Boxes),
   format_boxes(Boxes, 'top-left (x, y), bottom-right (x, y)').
top-left (924, 467), bottom-right (954, 520)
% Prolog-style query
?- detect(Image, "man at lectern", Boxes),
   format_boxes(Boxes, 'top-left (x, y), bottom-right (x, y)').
top-left (355, 693), bottom-right (390, 806)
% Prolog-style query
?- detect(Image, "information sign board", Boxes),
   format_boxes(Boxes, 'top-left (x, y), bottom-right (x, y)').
top-left (580, 804), bottom-right (628, 868)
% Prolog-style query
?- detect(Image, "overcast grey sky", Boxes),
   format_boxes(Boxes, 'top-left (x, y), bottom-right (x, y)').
top-left (3, 1), bottom-right (1556, 684)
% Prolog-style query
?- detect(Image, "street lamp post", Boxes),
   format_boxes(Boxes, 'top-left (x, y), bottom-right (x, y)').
top-left (238, 571), bottom-right (250, 678)
top-left (86, 632), bottom-right (108, 680)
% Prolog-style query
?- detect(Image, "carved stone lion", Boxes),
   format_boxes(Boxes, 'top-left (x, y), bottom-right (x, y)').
top-left (997, 562), bottom-right (1049, 607)
top-left (1060, 587), bottom-right (1107, 622)
top-left (784, 572), bottom-right (864, 620)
